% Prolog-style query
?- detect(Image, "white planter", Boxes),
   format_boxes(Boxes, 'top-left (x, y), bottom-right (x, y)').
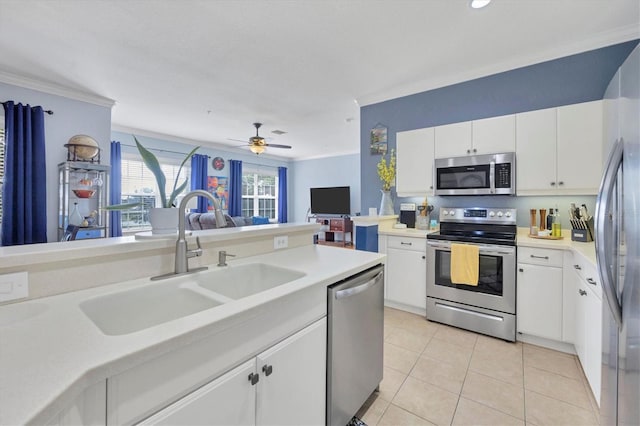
top-left (149, 208), bottom-right (179, 235)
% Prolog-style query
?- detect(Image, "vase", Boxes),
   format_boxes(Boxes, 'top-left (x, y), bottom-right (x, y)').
top-left (149, 207), bottom-right (179, 234)
top-left (379, 190), bottom-right (394, 216)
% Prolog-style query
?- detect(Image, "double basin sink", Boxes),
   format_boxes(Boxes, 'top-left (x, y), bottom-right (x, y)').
top-left (79, 263), bottom-right (305, 336)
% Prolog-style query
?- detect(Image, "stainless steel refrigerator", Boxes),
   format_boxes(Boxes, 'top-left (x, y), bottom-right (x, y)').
top-left (598, 43), bottom-right (640, 426)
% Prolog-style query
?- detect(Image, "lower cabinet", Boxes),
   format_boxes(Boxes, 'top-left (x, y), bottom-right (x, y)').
top-left (45, 380), bottom-right (106, 426)
top-left (139, 318), bottom-right (327, 426)
top-left (516, 247), bottom-right (564, 341)
top-left (384, 236), bottom-right (427, 313)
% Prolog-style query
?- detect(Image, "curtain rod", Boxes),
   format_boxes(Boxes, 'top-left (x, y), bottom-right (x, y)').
top-left (119, 142), bottom-right (210, 158)
top-left (232, 159), bottom-right (279, 169)
top-left (2, 101), bottom-right (53, 115)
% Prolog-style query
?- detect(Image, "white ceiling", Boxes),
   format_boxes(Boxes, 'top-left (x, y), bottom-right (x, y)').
top-left (0, 0), bottom-right (638, 160)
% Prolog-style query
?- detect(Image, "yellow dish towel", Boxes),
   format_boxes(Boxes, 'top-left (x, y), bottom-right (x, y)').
top-left (450, 243), bottom-right (479, 286)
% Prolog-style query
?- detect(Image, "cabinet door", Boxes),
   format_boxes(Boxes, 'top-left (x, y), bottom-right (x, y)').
top-left (396, 128), bottom-right (435, 196)
top-left (574, 275), bottom-right (587, 362)
top-left (472, 114), bottom-right (515, 155)
top-left (516, 263), bottom-right (563, 341)
top-left (386, 246), bottom-right (426, 311)
top-left (557, 100), bottom-right (604, 193)
top-left (583, 285), bottom-right (602, 404)
top-left (256, 318), bottom-right (326, 426)
top-left (515, 108), bottom-right (557, 194)
top-left (46, 380), bottom-right (106, 426)
top-left (434, 121), bottom-right (472, 158)
top-left (139, 360), bottom-right (256, 426)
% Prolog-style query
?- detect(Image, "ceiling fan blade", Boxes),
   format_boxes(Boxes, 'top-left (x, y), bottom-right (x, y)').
top-left (227, 138), bottom-right (249, 144)
top-left (265, 143), bottom-right (292, 149)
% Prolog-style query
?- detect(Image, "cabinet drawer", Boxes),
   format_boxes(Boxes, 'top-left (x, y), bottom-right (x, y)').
top-left (329, 219), bottom-right (344, 231)
top-left (571, 253), bottom-right (601, 299)
top-left (387, 236), bottom-right (426, 252)
top-left (518, 247), bottom-right (563, 268)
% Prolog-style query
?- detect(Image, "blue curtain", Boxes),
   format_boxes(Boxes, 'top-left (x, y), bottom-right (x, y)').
top-left (278, 166), bottom-right (288, 223)
top-left (109, 141), bottom-right (122, 237)
top-left (2, 102), bottom-right (47, 245)
top-left (228, 159), bottom-right (242, 217)
top-left (190, 154), bottom-right (209, 213)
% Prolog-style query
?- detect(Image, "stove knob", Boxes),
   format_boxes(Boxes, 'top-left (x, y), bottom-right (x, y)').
top-left (488, 211), bottom-right (496, 217)
top-left (449, 210), bottom-right (456, 216)
top-left (497, 211), bottom-right (504, 218)
top-left (441, 211), bottom-right (448, 216)
top-left (505, 211), bottom-right (512, 218)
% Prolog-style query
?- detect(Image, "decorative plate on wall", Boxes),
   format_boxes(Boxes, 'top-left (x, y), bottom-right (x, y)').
top-left (212, 156), bottom-right (225, 171)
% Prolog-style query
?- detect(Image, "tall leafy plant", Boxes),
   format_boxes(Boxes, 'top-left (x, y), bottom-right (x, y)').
top-left (134, 136), bottom-right (200, 208)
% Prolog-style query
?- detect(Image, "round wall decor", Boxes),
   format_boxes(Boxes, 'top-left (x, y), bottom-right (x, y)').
top-left (212, 156), bottom-right (225, 170)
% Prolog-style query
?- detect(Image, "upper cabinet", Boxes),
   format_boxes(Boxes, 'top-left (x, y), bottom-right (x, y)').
top-left (516, 100), bottom-right (604, 195)
top-left (396, 128), bottom-right (435, 196)
top-left (434, 115), bottom-right (515, 158)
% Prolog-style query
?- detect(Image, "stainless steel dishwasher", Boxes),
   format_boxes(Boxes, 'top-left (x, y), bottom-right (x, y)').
top-left (327, 264), bottom-right (384, 426)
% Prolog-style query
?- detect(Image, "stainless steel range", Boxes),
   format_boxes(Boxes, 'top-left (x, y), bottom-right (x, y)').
top-left (426, 207), bottom-right (517, 341)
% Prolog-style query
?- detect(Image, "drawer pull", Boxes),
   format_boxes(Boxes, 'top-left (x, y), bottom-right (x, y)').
top-left (248, 373), bottom-right (259, 385)
top-left (574, 264), bottom-right (582, 270)
top-left (586, 278), bottom-right (597, 286)
top-left (518, 268), bottom-right (524, 272)
top-left (401, 242), bottom-right (413, 246)
top-left (530, 254), bottom-right (549, 260)
top-left (579, 289), bottom-right (587, 296)
top-left (262, 364), bottom-right (273, 376)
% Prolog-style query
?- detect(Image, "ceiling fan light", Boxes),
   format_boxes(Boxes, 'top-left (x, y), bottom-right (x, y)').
top-left (470, 0), bottom-right (491, 9)
top-left (250, 145), bottom-right (266, 155)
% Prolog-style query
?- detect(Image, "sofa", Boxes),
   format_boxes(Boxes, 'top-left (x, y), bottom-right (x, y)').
top-left (185, 212), bottom-right (269, 230)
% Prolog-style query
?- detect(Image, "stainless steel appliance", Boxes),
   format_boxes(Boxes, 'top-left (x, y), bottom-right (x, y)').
top-left (327, 265), bottom-right (384, 426)
top-left (434, 152), bottom-right (516, 196)
top-left (426, 207), bottom-right (517, 341)
top-left (598, 43), bottom-right (639, 426)
top-left (399, 203), bottom-right (417, 228)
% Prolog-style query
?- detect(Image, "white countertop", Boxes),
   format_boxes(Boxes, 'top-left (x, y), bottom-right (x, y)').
top-left (0, 244), bottom-right (384, 425)
top-left (516, 227), bottom-right (596, 266)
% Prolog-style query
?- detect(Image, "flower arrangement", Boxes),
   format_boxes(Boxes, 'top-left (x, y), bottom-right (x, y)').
top-left (376, 149), bottom-right (396, 191)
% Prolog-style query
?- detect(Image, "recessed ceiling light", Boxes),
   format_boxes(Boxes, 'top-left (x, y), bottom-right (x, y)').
top-left (470, 0), bottom-right (491, 9)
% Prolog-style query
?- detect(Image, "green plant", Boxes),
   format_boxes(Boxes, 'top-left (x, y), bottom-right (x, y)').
top-left (134, 135), bottom-right (200, 208)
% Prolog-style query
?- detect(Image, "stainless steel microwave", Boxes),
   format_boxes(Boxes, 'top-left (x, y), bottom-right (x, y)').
top-left (434, 152), bottom-right (516, 196)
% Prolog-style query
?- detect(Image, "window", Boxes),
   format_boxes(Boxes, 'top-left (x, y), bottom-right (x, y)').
top-left (119, 156), bottom-right (191, 231)
top-left (242, 170), bottom-right (278, 220)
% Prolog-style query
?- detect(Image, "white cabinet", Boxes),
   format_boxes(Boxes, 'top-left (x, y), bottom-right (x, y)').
top-left (516, 107), bottom-right (557, 194)
top-left (516, 247), bottom-right (564, 341)
top-left (516, 100), bottom-right (604, 195)
top-left (557, 100), bottom-right (604, 193)
top-left (434, 115), bottom-right (515, 158)
top-left (396, 128), bottom-right (435, 196)
top-left (45, 380), bottom-right (106, 426)
top-left (434, 121), bottom-right (472, 158)
top-left (141, 318), bottom-right (327, 426)
top-left (471, 114), bottom-right (516, 155)
top-left (385, 235), bottom-right (427, 314)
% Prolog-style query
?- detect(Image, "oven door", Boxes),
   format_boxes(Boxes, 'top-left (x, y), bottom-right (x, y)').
top-left (435, 163), bottom-right (493, 196)
top-left (426, 240), bottom-right (516, 314)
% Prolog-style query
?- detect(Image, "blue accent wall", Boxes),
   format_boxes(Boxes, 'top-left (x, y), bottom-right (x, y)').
top-left (360, 40), bottom-right (639, 218)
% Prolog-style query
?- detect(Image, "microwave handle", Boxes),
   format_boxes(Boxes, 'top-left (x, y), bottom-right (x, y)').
top-left (489, 161), bottom-right (495, 194)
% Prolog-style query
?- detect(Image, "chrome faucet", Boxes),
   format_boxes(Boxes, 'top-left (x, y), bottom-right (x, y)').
top-left (152, 190), bottom-right (227, 280)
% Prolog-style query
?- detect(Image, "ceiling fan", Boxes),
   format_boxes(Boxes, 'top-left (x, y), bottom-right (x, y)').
top-left (234, 123), bottom-right (292, 155)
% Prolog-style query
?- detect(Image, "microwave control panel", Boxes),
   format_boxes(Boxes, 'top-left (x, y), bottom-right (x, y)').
top-left (494, 163), bottom-right (512, 188)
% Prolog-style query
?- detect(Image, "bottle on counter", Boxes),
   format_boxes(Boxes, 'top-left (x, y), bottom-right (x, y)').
top-left (552, 208), bottom-right (561, 237)
top-left (546, 206), bottom-right (554, 231)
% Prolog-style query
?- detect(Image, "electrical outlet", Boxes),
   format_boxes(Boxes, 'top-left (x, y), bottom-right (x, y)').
top-left (0, 271), bottom-right (29, 302)
top-left (274, 235), bottom-right (288, 250)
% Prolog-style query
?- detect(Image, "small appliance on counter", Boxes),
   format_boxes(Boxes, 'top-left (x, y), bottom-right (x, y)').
top-left (399, 203), bottom-right (416, 228)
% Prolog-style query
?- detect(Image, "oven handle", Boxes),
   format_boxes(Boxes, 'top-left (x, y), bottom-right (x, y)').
top-left (489, 161), bottom-right (496, 194)
top-left (427, 241), bottom-right (515, 256)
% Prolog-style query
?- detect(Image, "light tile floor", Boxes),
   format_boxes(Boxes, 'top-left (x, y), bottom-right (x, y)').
top-left (357, 307), bottom-right (600, 426)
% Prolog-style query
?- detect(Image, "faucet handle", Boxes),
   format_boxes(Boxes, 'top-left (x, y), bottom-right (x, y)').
top-left (187, 237), bottom-right (203, 259)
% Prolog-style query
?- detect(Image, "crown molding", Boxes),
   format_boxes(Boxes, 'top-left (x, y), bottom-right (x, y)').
top-left (357, 24), bottom-right (640, 107)
top-left (0, 70), bottom-right (115, 108)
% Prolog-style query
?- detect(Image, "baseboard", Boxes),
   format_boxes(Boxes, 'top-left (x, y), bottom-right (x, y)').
top-left (384, 300), bottom-right (426, 317)
top-left (516, 333), bottom-right (576, 355)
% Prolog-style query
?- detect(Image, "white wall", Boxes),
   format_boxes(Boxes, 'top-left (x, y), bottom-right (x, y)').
top-left (1, 82), bottom-right (112, 243)
top-left (290, 154), bottom-right (361, 222)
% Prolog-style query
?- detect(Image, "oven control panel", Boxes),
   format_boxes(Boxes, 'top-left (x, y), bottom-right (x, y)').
top-left (439, 207), bottom-right (516, 224)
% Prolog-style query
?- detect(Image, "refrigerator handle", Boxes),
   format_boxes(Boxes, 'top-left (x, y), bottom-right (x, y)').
top-left (595, 138), bottom-right (624, 328)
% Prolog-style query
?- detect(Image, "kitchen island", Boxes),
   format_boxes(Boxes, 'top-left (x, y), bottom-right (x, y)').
top-left (0, 224), bottom-right (385, 425)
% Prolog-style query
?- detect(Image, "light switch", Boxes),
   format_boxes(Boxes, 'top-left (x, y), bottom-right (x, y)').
top-left (0, 271), bottom-right (29, 302)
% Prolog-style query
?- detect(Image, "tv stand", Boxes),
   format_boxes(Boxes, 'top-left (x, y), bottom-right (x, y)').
top-left (315, 216), bottom-right (353, 248)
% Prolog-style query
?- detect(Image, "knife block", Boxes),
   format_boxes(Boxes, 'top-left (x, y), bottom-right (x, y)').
top-left (571, 217), bottom-right (594, 242)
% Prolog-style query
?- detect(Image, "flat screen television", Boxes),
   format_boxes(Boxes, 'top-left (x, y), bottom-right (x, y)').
top-left (310, 186), bottom-right (351, 216)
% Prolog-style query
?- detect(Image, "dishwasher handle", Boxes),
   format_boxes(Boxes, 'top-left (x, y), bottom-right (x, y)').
top-left (334, 271), bottom-right (383, 300)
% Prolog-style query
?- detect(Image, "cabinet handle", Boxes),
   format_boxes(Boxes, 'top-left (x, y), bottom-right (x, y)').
top-left (400, 242), bottom-right (412, 246)
top-left (550, 182), bottom-right (556, 186)
top-left (248, 373), bottom-right (259, 385)
top-left (579, 289), bottom-right (587, 296)
top-left (518, 268), bottom-right (524, 272)
top-left (473, 148), bottom-right (477, 153)
top-left (574, 264), bottom-right (581, 270)
top-left (467, 149), bottom-right (471, 154)
top-left (430, 186), bottom-right (433, 190)
top-left (558, 181), bottom-right (564, 186)
top-left (422, 255), bottom-right (426, 259)
top-left (262, 364), bottom-right (273, 376)
top-left (586, 278), bottom-right (597, 286)
top-left (530, 254), bottom-right (549, 260)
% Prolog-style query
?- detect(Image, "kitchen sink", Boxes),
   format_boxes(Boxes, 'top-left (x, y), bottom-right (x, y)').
top-left (79, 282), bottom-right (223, 336)
top-left (196, 263), bottom-right (306, 299)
